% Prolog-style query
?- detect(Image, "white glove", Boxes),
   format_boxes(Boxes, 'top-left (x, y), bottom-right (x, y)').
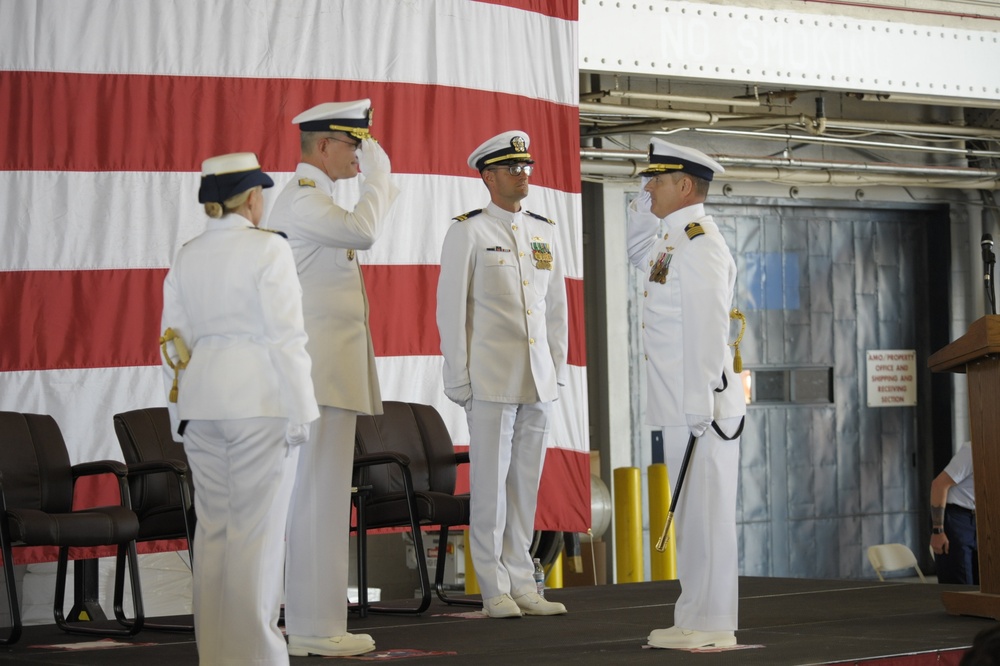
top-left (285, 422), bottom-right (310, 446)
top-left (444, 383), bottom-right (473, 407)
top-left (630, 189), bottom-right (652, 215)
top-left (357, 138), bottom-right (391, 176)
top-left (686, 414), bottom-right (713, 438)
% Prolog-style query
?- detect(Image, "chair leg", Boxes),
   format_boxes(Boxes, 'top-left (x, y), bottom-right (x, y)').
top-left (353, 492), bottom-right (369, 618)
top-left (116, 541), bottom-right (190, 632)
top-left (364, 494), bottom-right (432, 615)
top-left (55, 545), bottom-right (144, 637)
top-left (434, 526), bottom-right (479, 607)
top-left (0, 526), bottom-right (23, 645)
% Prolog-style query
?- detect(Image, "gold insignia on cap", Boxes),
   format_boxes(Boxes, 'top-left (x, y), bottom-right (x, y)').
top-left (299, 178), bottom-right (316, 188)
top-left (643, 163), bottom-right (685, 174)
top-left (512, 136), bottom-right (526, 152)
top-left (685, 222), bottom-right (705, 240)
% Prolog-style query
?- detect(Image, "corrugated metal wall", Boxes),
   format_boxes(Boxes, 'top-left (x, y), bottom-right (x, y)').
top-left (630, 200), bottom-right (942, 579)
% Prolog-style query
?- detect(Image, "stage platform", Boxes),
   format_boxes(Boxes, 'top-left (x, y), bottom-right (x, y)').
top-left (0, 577), bottom-right (993, 665)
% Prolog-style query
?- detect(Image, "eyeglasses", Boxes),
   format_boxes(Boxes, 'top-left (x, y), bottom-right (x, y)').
top-left (327, 135), bottom-right (361, 150)
top-left (489, 164), bottom-right (534, 176)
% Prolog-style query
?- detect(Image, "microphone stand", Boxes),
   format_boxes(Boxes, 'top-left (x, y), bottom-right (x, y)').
top-left (986, 246), bottom-right (997, 316)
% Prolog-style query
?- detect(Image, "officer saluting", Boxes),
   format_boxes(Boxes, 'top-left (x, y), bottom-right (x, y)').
top-left (627, 139), bottom-right (745, 650)
top-left (436, 131), bottom-right (569, 619)
top-left (268, 100), bottom-right (398, 657)
top-left (160, 153), bottom-right (318, 666)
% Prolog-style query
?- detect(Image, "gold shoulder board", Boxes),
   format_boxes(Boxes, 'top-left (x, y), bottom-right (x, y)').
top-left (256, 227), bottom-right (288, 238)
top-left (685, 222), bottom-right (705, 240)
top-left (298, 178), bottom-right (316, 188)
top-left (453, 209), bottom-right (483, 222)
top-left (526, 210), bottom-right (555, 225)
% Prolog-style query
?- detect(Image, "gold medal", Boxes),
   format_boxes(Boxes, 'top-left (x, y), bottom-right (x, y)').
top-left (531, 242), bottom-right (553, 270)
top-left (649, 252), bottom-right (672, 283)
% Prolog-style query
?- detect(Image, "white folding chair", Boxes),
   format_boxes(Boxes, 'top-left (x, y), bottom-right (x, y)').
top-left (867, 543), bottom-right (927, 582)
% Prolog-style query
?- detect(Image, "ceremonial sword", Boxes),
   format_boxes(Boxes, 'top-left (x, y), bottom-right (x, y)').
top-left (654, 431), bottom-right (696, 552)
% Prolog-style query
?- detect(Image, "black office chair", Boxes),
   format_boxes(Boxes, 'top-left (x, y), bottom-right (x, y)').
top-left (113, 407), bottom-right (195, 632)
top-left (0, 411), bottom-right (144, 644)
top-left (352, 401), bottom-right (477, 616)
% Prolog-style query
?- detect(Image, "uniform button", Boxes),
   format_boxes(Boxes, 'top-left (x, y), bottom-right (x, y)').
top-left (527, 309), bottom-right (532, 315)
top-left (643, 290), bottom-right (648, 297)
top-left (512, 224), bottom-right (518, 231)
top-left (499, 259), bottom-right (505, 265)
top-left (644, 353), bottom-right (648, 360)
top-left (529, 338), bottom-right (535, 344)
top-left (520, 251), bottom-right (525, 257)
top-left (649, 260), bottom-right (654, 267)
top-left (641, 323), bottom-right (645, 329)
top-left (523, 280), bottom-right (529, 286)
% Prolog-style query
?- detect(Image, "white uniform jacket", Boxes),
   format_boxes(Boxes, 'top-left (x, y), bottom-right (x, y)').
top-left (437, 202), bottom-right (568, 404)
top-left (160, 214), bottom-right (320, 434)
top-left (267, 163), bottom-right (399, 414)
top-left (627, 202), bottom-right (745, 426)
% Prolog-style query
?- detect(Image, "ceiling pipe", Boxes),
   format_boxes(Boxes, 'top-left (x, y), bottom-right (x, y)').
top-left (581, 110), bottom-right (1000, 140)
top-left (580, 148), bottom-right (1000, 178)
top-left (579, 102), bottom-right (735, 123)
top-left (579, 149), bottom-right (1000, 189)
top-left (582, 89), bottom-right (764, 108)
top-left (580, 159), bottom-right (999, 188)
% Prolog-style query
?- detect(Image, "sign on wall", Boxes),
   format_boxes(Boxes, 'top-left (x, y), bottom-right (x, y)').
top-left (866, 349), bottom-right (917, 407)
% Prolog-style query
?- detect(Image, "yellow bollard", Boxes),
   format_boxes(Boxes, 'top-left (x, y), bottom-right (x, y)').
top-left (613, 466), bottom-right (644, 582)
top-left (647, 463), bottom-right (677, 580)
top-left (463, 529), bottom-right (480, 595)
top-left (546, 551), bottom-right (563, 589)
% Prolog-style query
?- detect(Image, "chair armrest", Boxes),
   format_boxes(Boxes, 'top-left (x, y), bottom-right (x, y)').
top-left (126, 458), bottom-right (190, 478)
top-left (354, 451), bottom-right (411, 469)
top-left (71, 460), bottom-right (133, 509)
top-left (454, 451), bottom-right (470, 465)
top-left (72, 460), bottom-right (128, 479)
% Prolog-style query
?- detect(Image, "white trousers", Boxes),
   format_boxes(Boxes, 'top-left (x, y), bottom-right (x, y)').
top-left (183, 417), bottom-right (297, 666)
top-left (284, 405), bottom-right (356, 637)
top-left (467, 400), bottom-right (551, 600)
top-left (662, 418), bottom-right (741, 632)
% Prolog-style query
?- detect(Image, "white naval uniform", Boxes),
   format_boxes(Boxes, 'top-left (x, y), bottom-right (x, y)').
top-left (160, 213), bottom-right (319, 666)
top-left (627, 201), bottom-right (745, 632)
top-left (436, 201), bottom-right (568, 600)
top-left (267, 162), bottom-right (399, 638)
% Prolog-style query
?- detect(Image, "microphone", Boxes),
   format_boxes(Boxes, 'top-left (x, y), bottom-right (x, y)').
top-left (984, 234), bottom-right (997, 315)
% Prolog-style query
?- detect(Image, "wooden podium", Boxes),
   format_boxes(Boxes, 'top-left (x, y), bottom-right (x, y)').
top-left (928, 315), bottom-right (1000, 619)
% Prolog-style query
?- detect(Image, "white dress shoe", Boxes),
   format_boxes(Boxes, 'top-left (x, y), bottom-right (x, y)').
top-left (287, 632), bottom-right (376, 657)
top-left (512, 591), bottom-right (567, 616)
top-left (647, 626), bottom-right (736, 649)
top-left (482, 593), bottom-right (523, 618)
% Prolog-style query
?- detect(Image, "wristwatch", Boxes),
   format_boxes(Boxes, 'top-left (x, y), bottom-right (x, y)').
top-left (932, 527), bottom-right (944, 535)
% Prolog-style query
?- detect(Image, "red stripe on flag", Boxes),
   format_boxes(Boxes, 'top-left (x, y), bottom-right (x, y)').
top-left (1, 72), bottom-right (580, 194)
top-left (472, 0), bottom-right (577, 20)
top-left (0, 269), bottom-right (166, 372)
top-left (363, 265), bottom-right (585, 363)
top-left (566, 277), bottom-right (586, 368)
top-left (3, 266), bottom-right (585, 371)
top-left (450, 446), bottom-right (590, 533)
top-left (536, 447), bottom-right (591, 532)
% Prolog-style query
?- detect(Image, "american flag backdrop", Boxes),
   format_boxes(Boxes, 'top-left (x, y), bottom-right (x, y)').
top-left (0, 0), bottom-right (588, 562)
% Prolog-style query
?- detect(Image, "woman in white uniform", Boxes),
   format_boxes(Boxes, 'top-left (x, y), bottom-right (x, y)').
top-left (160, 152), bottom-right (319, 666)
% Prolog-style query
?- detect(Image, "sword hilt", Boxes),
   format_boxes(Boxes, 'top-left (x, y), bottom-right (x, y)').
top-left (654, 510), bottom-right (674, 552)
